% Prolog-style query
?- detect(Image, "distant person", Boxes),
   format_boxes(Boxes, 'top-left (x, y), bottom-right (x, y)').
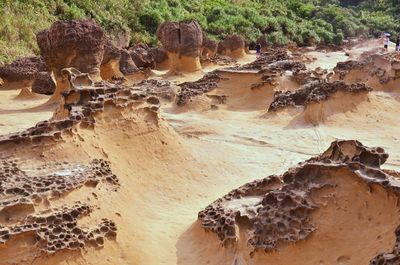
top-left (396, 36), bottom-right (400, 51)
top-left (256, 43), bottom-right (261, 55)
top-left (383, 34), bottom-right (390, 51)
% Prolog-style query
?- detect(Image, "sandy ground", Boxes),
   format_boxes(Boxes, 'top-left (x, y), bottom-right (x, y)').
top-left (1, 42), bottom-right (400, 265)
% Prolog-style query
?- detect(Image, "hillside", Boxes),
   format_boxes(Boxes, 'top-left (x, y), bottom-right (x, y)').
top-left (0, 0), bottom-right (399, 64)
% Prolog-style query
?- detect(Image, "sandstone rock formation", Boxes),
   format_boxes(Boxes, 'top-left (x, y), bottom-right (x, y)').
top-left (100, 38), bottom-right (123, 80)
top-left (217, 34), bottom-right (246, 58)
top-left (268, 80), bottom-right (371, 112)
top-left (0, 69), bottom-right (160, 146)
top-left (201, 33), bottom-right (218, 59)
top-left (177, 72), bottom-right (221, 106)
top-left (129, 43), bottom-right (155, 69)
top-left (156, 20), bottom-right (203, 72)
top-left (36, 19), bottom-right (105, 100)
top-left (31, 72), bottom-right (56, 95)
top-left (150, 47), bottom-right (170, 70)
top-left (198, 140), bottom-right (399, 263)
top-left (0, 56), bottom-right (48, 87)
top-left (119, 50), bottom-right (140, 76)
top-left (333, 52), bottom-right (400, 91)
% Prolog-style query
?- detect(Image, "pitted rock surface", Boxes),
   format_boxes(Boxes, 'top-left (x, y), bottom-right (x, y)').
top-left (0, 56), bottom-right (48, 82)
top-left (177, 72), bottom-right (222, 106)
top-left (0, 73), bottom-right (160, 146)
top-left (156, 20), bottom-right (203, 57)
top-left (268, 80), bottom-right (372, 112)
top-left (36, 19), bottom-right (105, 78)
top-left (129, 43), bottom-right (155, 69)
top-left (31, 71), bottom-right (56, 95)
top-left (0, 159), bottom-right (118, 211)
top-left (133, 79), bottom-right (178, 102)
top-left (198, 140), bottom-right (400, 255)
top-left (0, 203), bottom-right (116, 253)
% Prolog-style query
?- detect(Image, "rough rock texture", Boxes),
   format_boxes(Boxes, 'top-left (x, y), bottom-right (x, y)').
top-left (0, 203), bottom-right (116, 253)
top-left (133, 79), bottom-right (178, 102)
top-left (149, 47), bottom-right (169, 70)
top-left (177, 72), bottom-right (222, 106)
top-left (198, 140), bottom-right (396, 256)
top-left (129, 43), bottom-right (155, 69)
top-left (217, 34), bottom-right (246, 57)
top-left (333, 53), bottom-right (400, 87)
top-left (156, 20), bottom-right (203, 72)
top-left (268, 80), bottom-right (372, 112)
top-left (0, 159), bottom-right (118, 211)
top-left (36, 19), bottom-right (105, 83)
top-left (31, 72), bottom-right (56, 95)
top-left (100, 39), bottom-right (123, 80)
top-left (201, 33), bottom-right (218, 58)
top-left (0, 69), bottom-right (160, 146)
top-left (370, 227), bottom-right (400, 264)
top-left (228, 49), bottom-right (290, 72)
top-left (156, 20), bottom-right (203, 57)
top-left (119, 50), bottom-right (140, 75)
top-left (0, 56), bottom-right (48, 83)
top-left (257, 35), bottom-right (268, 51)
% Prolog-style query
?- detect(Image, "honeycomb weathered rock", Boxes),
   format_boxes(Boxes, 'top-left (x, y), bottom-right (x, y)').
top-left (0, 159), bottom-right (119, 211)
top-left (0, 203), bottom-right (116, 253)
top-left (268, 80), bottom-right (372, 112)
top-left (198, 140), bottom-right (397, 255)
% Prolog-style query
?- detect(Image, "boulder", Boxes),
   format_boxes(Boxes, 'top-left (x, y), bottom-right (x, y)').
top-left (36, 19), bottom-right (105, 100)
top-left (149, 47), bottom-right (170, 70)
top-left (156, 20), bottom-right (203, 72)
top-left (0, 56), bottom-right (48, 86)
top-left (129, 43), bottom-right (155, 69)
top-left (217, 34), bottom-right (246, 58)
top-left (31, 72), bottom-right (56, 95)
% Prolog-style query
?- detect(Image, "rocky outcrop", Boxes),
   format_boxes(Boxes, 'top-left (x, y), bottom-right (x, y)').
top-left (129, 43), bottom-right (155, 69)
top-left (217, 34), bottom-right (246, 58)
top-left (201, 33), bottom-right (218, 59)
top-left (100, 38), bottom-right (123, 80)
top-left (133, 79), bottom-right (178, 102)
top-left (333, 52), bottom-right (400, 91)
top-left (177, 72), bottom-right (221, 106)
top-left (198, 140), bottom-right (397, 259)
top-left (36, 19), bottom-right (105, 100)
top-left (119, 50), bottom-right (140, 76)
top-left (268, 80), bottom-right (372, 112)
top-left (31, 72), bottom-right (56, 95)
top-left (0, 56), bottom-right (48, 86)
top-left (149, 47), bottom-right (170, 70)
top-left (156, 20), bottom-right (203, 72)
top-left (0, 68), bottom-right (160, 146)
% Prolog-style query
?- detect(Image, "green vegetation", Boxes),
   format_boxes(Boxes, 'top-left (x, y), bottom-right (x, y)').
top-left (0, 0), bottom-right (399, 64)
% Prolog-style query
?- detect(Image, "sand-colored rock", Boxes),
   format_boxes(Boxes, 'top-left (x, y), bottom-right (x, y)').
top-left (156, 20), bottom-right (203, 72)
top-left (218, 34), bottom-right (246, 58)
top-left (36, 19), bottom-right (105, 101)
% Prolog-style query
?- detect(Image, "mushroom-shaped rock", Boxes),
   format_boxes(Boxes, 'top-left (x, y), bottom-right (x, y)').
top-left (150, 47), bottom-right (170, 70)
top-left (36, 19), bottom-right (105, 101)
top-left (0, 56), bottom-right (48, 87)
top-left (218, 34), bottom-right (246, 58)
top-left (156, 20), bottom-right (203, 72)
top-left (31, 72), bottom-right (56, 95)
top-left (129, 43), bottom-right (155, 69)
top-left (119, 50), bottom-right (140, 76)
top-left (201, 33), bottom-right (218, 59)
top-left (100, 38), bottom-right (123, 80)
